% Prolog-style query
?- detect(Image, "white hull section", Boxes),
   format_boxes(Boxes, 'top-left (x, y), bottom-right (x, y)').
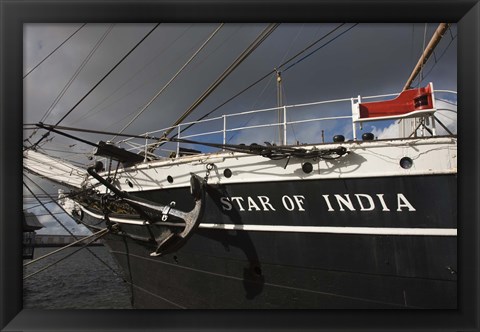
top-left (23, 136), bottom-right (457, 193)
top-left (95, 136), bottom-right (457, 193)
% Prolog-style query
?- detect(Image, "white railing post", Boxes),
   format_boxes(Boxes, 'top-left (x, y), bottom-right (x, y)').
top-left (144, 133), bottom-right (148, 162)
top-left (176, 125), bottom-right (181, 158)
top-left (431, 114), bottom-right (436, 136)
top-left (223, 114), bottom-right (227, 150)
top-left (351, 97), bottom-right (358, 141)
top-left (283, 106), bottom-right (287, 146)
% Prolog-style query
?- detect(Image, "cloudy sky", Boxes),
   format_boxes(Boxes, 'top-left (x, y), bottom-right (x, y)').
top-left (22, 23), bottom-right (458, 234)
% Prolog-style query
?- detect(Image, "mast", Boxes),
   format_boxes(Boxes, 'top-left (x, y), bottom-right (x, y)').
top-left (403, 23), bottom-right (450, 91)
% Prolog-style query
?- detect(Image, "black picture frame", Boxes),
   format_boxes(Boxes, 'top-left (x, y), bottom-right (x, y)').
top-left (1, 0), bottom-right (479, 331)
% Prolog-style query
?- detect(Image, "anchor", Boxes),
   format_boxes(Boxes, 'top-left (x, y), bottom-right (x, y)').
top-left (87, 162), bottom-right (205, 256)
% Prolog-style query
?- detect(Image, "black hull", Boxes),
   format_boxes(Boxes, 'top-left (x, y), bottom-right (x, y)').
top-left (82, 174), bottom-right (457, 309)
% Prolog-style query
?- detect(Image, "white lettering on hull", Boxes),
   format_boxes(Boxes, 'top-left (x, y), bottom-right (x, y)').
top-left (322, 193), bottom-right (415, 212)
top-left (221, 193), bottom-right (415, 212)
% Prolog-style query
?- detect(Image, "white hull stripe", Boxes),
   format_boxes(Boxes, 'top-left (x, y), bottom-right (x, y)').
top-left (199, 223), bottom-right (456, 236)
top-left (81, 207), bottom-right (457, 237)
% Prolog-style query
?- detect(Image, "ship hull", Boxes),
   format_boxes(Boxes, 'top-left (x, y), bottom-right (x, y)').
top-left (81, 173), bottom-right (457, 309)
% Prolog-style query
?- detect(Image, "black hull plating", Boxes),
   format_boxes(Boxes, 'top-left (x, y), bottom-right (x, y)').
top-left (83, 174), bottom-right (457, 309)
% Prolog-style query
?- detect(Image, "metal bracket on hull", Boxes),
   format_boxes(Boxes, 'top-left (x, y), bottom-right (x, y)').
top-left (87, 163), bottom-right (205, 256)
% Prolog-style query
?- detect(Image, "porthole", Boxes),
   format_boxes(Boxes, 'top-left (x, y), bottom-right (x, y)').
top-left (223, 168), bottom-right (232, 178)
top-left (167, 176), bottom-right (174, 183)
top-left (400, 157), bottom-right (413, 169)
top-left (302, 162), bottom-right (313, 174)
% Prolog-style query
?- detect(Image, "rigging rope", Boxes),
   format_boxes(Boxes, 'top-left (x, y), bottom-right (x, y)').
top-left (154, 23), bottom-right (280, 145)
top-left (415, 27), bottom-right (456, 87)
top-left (24, 228), bottom-right (109, 267)
top-left (71, 24), bottom-right (195, 128)
top-left (171, 23), bottom-right (353, 141)
top-left (282, 23), bottom-right (358, 73)
top-left (169, 137), bottom-right (349, 160)
top-left (112, 23), bottom-right (225, 140)
top-left (23, 175), bottom-right (124, 278)
top-left (22, 187), bottom-right (95, 212)
top-left (39, 24), bottom-right (116, 124)
top-left (35, 123), bottom-right (160, 141)
top-left (23, 23), bottom-right (87, 79)
top-left (27, 123), bottom-right (348, 162)
top-left (419, 23), bottom-right (428, 85)
top-left (28, 24), bottom-right (357, 160)
top-left (27, 23), bottom-right (161, 151)
top-left (23, 181), bottom-right (81, 235)
top-left (23, 229), bottom-right (110, 280)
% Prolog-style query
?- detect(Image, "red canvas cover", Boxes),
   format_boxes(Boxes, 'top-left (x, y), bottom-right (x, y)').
top-left (359, 84), bottom-right (434, 119)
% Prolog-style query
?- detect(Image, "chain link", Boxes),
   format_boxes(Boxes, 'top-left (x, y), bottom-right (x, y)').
top-left (204, 163), bottom-right (214, 182)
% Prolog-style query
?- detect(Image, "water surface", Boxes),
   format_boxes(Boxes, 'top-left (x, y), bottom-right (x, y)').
top-left (23, 246), bottom-right (132, 309)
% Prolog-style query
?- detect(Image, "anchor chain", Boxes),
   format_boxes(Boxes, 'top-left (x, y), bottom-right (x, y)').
top-left (204, 163), bottom-right (214, 182)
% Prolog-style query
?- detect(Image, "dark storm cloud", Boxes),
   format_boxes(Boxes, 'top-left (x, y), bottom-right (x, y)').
top-left (24, 23), bottom-right (456, 136)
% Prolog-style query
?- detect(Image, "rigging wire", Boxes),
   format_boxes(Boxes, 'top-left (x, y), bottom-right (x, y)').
top-left (23, 23), bottom-right (87, 79)
top-left (23, 229), bottom-right (110, 280)
top-left (112, 23), bottom-right (225, 140)
top-left (415, 28), bottom-right (457, 87)
top-left (226, 74), bottom-right (276, 144)
top-left (23, 175), bottom-right (124, 278)
top-left (24, 228), bottom-right (109, 267)
top-left (36, 123), bottom-right (160, 140)
top-left (172, 23), bottom-right (358, 147)
top-left (161, 23), bottom-right (280, 138)
top-left (144, 23), bottom-right (281, 154)
top-left (27, 23), bottom-right (161, 151)
top-left (23, 180), bottom-right (83, 235)
top-left (37, 147), bottom-right (89, 155)
top-left (276, 24), bottom-right (305, 69)
top-left (22, 179), bottom-right (101, 211)
top-left (27, 135), bottom-right (88, 167)
top-left (39, 24), bottom-right (116, 125)
top-left (409, 24), bottom-right (415, 72)
top-left (173, 23), bottom-right (354, 141)
top-left (27, 24), bottom-right (359, 158)
top-left (282, 23), bottom-right (358, 73)
top-left (29, 24), bottom-right (356, 154)
top-left (22, 187), bottom-right (93, 212)
top-left (419, 23), bottom-right (428, 85)
top-left (29, 24), bottom-right (353, 156)
top-left (70, 24), bottom-right (195, 127)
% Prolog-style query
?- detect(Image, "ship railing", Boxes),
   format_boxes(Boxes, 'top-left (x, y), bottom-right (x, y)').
top-left (115, 89), bottom-right (456, 161)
